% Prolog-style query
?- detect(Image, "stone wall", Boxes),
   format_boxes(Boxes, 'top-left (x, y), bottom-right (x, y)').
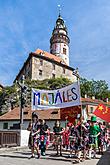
top-left (32, 56), bottom-right (76, 82)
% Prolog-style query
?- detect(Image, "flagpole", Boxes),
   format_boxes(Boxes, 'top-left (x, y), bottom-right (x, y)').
top-left (78, 78), bottom-right (83, 144)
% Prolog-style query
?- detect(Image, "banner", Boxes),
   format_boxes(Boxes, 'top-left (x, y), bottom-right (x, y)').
top-left (60, 106), bottom-right (81, 123)
top-left (32, 82), bottom-right (81, 110)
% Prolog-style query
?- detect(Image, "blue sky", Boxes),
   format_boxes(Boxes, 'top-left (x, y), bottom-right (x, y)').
top-left (0, 0), bottom-right (110, 87)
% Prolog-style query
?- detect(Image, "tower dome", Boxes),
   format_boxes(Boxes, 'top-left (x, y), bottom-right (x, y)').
top-left (50, 14), bottom-right (70, 65)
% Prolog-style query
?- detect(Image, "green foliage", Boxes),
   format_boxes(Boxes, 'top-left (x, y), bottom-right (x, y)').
top-left (3, 85), bottom-right (17, 97)
top-left (0, 111), bottom-right (6, 116)
top-left (80, 77), bottom-right (110, 100)
top-left (48, 77), bottom-right (71, 89)
top-left (25, 77), bottom-right (71, 90)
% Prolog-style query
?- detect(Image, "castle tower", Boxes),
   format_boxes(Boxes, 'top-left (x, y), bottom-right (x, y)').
top-left (50, 13), bottom-right (70, 65)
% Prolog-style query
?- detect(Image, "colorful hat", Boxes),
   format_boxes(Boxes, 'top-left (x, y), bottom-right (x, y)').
top-left (91, 116), bottom-right (97, 122)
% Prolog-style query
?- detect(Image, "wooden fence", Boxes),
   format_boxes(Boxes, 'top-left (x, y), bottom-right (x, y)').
top-left (0, 130), bottom-right (20, 148)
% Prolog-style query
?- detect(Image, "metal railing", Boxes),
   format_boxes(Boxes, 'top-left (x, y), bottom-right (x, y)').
top-left (0, 130), bottom-right (20, 148)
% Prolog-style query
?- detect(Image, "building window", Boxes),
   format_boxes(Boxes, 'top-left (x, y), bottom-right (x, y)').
top-left (40, 59), bottom-right (43, 66)
top-left (63, 68), bottom-right (65, 74)
top-left (27, 71), bottom-right (31, 79)
top-left (52, 73), bottom-right (55, 78)
top-left (90, 107), bottom-right (94, 113)
top-left (39, 70), bottom-right (42, 76)
top-left (3, 123), bottom-right (8, 129)
top-left (52, 64), bottom-right (55, 70)
top-left (63, 48), bottom-right (67, 55)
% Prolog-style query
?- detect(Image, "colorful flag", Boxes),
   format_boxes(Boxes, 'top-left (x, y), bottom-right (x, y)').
top-left (93, 104), bottom-right (110, 122)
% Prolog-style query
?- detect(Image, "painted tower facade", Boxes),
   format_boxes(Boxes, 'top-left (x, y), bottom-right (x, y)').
top-left (50, 14), bottom-right (70, 65)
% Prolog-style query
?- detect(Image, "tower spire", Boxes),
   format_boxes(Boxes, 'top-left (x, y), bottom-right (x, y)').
top-left (58, 4), bottom-right (61, 17)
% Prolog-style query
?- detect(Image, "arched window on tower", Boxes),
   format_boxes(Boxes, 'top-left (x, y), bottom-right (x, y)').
top-left (63, 48), bottom-right (67, 55)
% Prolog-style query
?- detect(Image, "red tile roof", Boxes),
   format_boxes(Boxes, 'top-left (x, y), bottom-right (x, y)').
top-left (35, 49), bottom-right (66, 64)
top-left (0, 107), bottom-right (60, 121)
top-left (0, 107), bottom-right (31, 121)
top-left (81, 97), bottom-right (110, 106)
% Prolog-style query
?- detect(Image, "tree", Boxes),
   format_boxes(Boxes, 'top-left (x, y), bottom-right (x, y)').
top-left (80, 78), bottom-right (110, 100)
top-left (0, 85), bottom-right (18, 115)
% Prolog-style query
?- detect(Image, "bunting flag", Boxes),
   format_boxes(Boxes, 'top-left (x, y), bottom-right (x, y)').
top-left (93, 104), bottom-right (110, 122)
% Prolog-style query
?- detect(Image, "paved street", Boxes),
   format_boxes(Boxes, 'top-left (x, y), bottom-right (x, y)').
top-left (0, 148), bottom-right (105, 165)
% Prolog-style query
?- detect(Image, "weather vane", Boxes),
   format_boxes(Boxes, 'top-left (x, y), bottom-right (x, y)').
top-left (58, 4), bottom-right (61, 17)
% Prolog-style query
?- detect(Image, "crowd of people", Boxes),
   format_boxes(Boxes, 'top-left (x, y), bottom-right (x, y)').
top-left (27, 112), bottom-right (110, 163)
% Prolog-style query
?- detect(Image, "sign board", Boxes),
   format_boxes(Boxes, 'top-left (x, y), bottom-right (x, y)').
top-left (32, 82), bottom-right (81, 110)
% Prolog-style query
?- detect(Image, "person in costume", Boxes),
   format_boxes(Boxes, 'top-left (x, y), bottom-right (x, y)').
top-left (53, 121), bottom-right (64, 156)
top-left (98, 122), bottom-right (105, 155)
top-left (46, 127), bottom-right (50, 149)
top-left (39, 119), bottom-right (49, 156)
top-left (27, 112), bottom-right (40, 159)
top-left (88, 116), bottom-right (100, 159)
top-left (69, 124), bottom-right (78, 158)
top-left (74, 120), bottom-right (88, 162)
top-left (62, 124), bottom-right (70, 150)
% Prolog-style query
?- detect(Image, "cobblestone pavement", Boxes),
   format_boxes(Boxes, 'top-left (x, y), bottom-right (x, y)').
top-left (0, 148), bottom-right (104, 165)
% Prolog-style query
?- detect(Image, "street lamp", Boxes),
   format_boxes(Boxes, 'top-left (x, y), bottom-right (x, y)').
top-left (16, 75), bottom-right (27, 130)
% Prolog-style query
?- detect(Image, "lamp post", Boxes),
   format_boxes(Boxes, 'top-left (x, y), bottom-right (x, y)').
top-left (16, 75), bottom-right (27, 130)
top-left (20, 85), bottom-right (23, 129)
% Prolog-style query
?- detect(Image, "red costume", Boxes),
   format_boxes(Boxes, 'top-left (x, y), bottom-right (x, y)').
top-left (63, 127), bottom-right (70, 146)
